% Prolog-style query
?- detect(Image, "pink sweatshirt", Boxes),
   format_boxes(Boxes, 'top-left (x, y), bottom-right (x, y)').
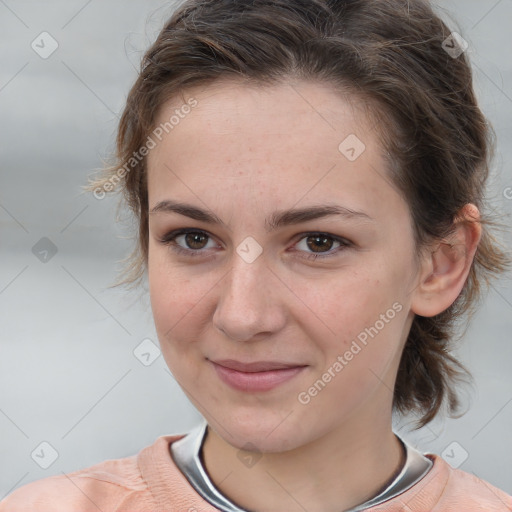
top-left (1, 433), bottom-right (511, 511)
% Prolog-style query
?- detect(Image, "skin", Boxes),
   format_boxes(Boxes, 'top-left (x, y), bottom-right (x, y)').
top-left (146, 79), bottom-right (481, 512)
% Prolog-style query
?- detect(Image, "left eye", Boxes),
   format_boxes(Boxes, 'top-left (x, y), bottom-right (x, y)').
top-left (293, 233), bottom-right (350, 259)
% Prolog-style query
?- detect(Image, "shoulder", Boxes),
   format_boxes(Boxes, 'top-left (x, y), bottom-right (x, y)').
top-left (425, 454), bottom-right (512, 511)
top-left (375, 452), bottom-right (512, 512)
top-left (0, 452), bottom-right (153, 512)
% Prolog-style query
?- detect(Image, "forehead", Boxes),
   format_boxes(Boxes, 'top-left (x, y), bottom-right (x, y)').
top-left (152, 79), bottom-right (374, 153)
top-left (146, 79), bottom-right (405, 222)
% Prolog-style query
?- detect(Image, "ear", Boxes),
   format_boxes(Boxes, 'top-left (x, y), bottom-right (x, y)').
top-left (411, 204), bottom-right (482, 317)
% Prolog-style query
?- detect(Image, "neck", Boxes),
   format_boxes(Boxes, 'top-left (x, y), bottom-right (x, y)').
top-left (201, 410), bottom-right (404, 512)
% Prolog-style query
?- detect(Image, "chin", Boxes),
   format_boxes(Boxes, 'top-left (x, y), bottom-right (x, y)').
top-left (206, 408), bottom-right (311, 454)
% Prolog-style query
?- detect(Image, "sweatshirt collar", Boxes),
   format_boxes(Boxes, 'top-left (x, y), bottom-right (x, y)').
top-left (169, 420), bottom-right (434, 511)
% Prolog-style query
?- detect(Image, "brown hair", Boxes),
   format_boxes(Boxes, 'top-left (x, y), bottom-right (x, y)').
top-left (87, 0), bottom-right (509, 427)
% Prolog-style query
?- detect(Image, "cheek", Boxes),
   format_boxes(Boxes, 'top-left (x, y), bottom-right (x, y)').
top-left (294, 266), bottom-right (408, 366)
top-left (148, 249), bottom-right (195, 337)
top-left (150, 275), bottom-right (199, 338)
top-left (294, 269), bottom-right (397, 332)
top-left (148, 262), bottom-right (211, 383)
top-left (147, 247), bottom-right (224, 350)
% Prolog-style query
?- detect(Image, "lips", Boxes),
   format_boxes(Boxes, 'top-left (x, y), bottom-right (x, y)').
top-left (212, 359), bottom-right (305, 372)
top-left (209, 358), bottom-right (307, 392)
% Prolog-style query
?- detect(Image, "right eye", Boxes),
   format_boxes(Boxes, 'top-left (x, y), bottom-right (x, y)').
top-left (158, 229), bottom-right (220, 258)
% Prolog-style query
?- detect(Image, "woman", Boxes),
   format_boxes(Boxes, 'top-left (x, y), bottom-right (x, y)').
top-left (2, 0), bottom-right (510, 510)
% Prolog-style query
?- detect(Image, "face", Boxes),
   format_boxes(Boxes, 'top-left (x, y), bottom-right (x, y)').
top-left (147, 80), bottom-right (420, 452)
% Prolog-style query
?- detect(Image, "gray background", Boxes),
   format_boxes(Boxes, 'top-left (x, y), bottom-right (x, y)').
top-left (1, 0), bottom-right (511, 501)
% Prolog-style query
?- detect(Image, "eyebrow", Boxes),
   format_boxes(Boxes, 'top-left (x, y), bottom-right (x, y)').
top-left (149, 200), bottom-right (374, 232)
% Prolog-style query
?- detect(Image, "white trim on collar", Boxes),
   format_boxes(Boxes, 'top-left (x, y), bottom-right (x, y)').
top-left (170, 420), bottom-right (433, 512)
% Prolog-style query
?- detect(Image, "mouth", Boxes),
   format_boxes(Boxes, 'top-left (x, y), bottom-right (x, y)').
top-left (208, 359), bottom-right (308, 392)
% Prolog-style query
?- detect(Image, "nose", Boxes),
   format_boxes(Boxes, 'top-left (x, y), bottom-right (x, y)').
top-left (212, 252), bottom-right (286, 342)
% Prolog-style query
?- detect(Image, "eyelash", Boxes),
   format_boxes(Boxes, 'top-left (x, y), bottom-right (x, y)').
top-left (157, 229), bottom-right (352, 261)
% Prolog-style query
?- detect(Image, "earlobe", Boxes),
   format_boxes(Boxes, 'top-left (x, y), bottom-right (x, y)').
top-left (411, 204), bottom-right (482, 317)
